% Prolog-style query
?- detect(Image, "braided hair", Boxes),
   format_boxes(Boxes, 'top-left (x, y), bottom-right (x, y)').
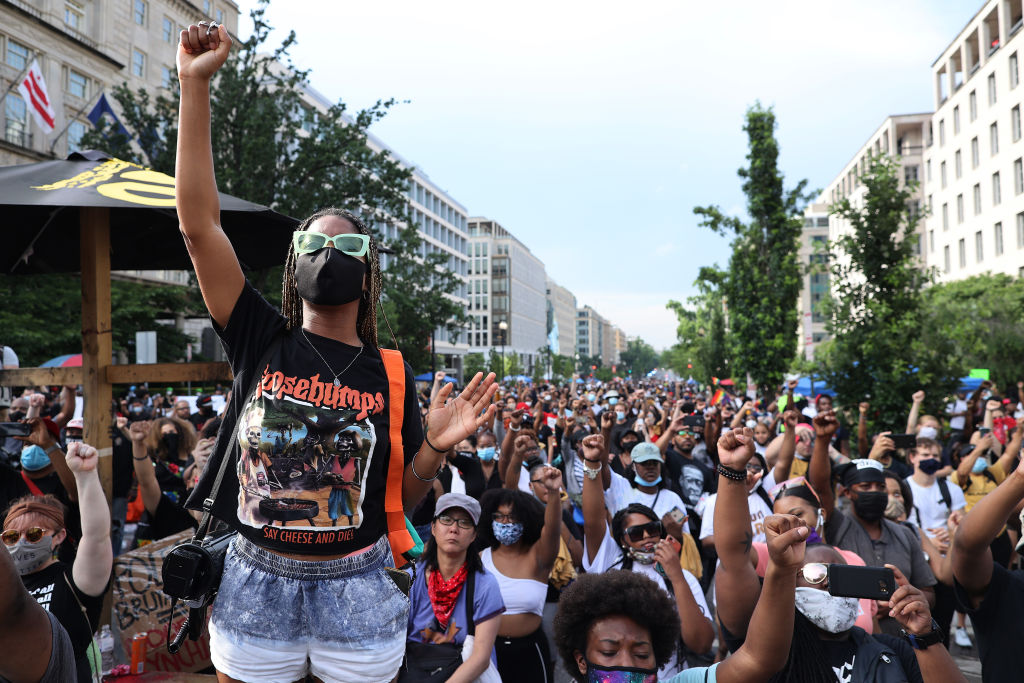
top-left (281, 207), bottom-right (382, 347)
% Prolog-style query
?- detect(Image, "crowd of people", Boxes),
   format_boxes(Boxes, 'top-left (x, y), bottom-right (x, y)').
top-left (3, 19), bottom-right (1024, 683)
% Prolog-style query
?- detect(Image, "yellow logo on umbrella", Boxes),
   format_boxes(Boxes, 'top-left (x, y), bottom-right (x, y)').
top-left (32, 158), bottom-right (176, 207)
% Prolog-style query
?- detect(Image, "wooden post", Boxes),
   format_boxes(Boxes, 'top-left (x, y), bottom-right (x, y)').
top-left (80, 207), bottom-right (113, 503)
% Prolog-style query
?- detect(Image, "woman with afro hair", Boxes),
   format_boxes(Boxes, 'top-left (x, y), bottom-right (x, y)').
top-left (554, 511), bottom-right (811, 682)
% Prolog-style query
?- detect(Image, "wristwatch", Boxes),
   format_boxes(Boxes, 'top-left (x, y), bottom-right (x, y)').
top-left (44, 444), bottom-right (61, 456)
top-left (901, 619), bottom-right (943, 650)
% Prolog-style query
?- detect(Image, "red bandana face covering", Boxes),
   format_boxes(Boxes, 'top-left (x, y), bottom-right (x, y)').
top-left (427, 563), bottom-right (469, 630)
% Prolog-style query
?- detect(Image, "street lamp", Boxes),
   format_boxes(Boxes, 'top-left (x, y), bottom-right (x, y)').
top-left (498, 321), bottom-right (508, 380)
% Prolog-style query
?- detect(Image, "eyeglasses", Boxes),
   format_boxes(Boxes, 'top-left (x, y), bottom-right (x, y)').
top-left (292, 231), bottom-right (370, 258)
top-left (624, 520), bottom-right (663, 543)
top-left (745, 462), bottom-right (764, 474)
top-left (492, 512), bottom-right (518, 524)
top-left (1, 527), bottom-right (49, 546)
top-left (435, 514), bottom-right (475, 530)
top-left (799, 562), bottom-right (829, 585)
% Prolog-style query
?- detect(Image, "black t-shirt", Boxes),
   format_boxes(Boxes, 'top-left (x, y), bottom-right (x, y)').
top-left (0, 461), bottom-right (30, 516)
top-left (111, 429), bottom-right (133, 499)
top-left (608, 420), bottom-right (632, 455)
top-left (135, 494), bottom-right (198, 545)
top-left (954, 562), bottom-right (1024, 683)
top-left (449, 452), bottom-right (488, 501)
top-left (821, 637), bottom-right (858, 682)
top-left (663, 448), bottom-right (716, 513)
top-left (187, 282), bottom-right (423, 555)
top-left (22, 562), bottom-right (105, 683)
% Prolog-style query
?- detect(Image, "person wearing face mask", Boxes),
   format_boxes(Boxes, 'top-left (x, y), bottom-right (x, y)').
top-left (809, 411), bottom-right (938, 637)
top-left (176, 23), bottom-right (499, 683)
top-left (555, 513), bottom-right (812, 683)
top-left (698, 448), bottom-right (774, 553)
top-left (606, 443), bottom-right (691, 542)
top-left (478, 480), bottom-right (564, 682)
top-left (608, 400), bottom-right (633, 457)
top-left (3, 441), bottom-right (112, 683)
top-left (0, 395), bottom-right (28, 466)
top-left (609, 429), bottom-right (641, 477)
top-left (139, 416), bottom-right (198, 508)
top-left (905, 438), bottom-right (966, 548)
top-left (582, 435), bottom-right (714, 678)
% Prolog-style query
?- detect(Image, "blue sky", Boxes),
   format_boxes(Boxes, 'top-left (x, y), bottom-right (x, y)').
top-left (235, 0), bottom-right (974, 350)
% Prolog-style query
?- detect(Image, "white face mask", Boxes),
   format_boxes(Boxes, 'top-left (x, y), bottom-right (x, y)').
top-left (7, 536), bottom-right (54, 575)
top-left (794, 587), bottom-right (860, 633)
top-left (917, 426), bottom-right (938, 440)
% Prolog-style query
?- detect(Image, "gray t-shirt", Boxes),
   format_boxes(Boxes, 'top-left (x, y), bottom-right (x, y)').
top-left (0, 611), bottom-right (76, 683)
top-left (826, 509), bottom-right (936, 589)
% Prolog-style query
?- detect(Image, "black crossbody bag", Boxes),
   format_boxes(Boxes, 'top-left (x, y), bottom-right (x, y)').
top-left (399, 569), bottom-right (477, 682)
top-left (161, 333), bottom-right (284, 653)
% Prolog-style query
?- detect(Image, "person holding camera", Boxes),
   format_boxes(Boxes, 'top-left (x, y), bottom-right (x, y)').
top-left (2, 441), bottom-right (111, 683)
top-left (176, 21), bottom-right (497, 683)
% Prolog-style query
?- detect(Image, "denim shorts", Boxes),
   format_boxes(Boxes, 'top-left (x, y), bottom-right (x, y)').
top-left (209, 534), bottom-right (408, 683)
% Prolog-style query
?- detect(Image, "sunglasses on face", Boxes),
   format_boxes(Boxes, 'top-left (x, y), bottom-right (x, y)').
top-left (435, 514), bottom-right (475, 530)
top-left (1, 527), bottom-right (49, 546)
top-left (800, 562), bottom-right (828, 585)
top-left (292, 230), bottom-right (370, 258)
top-left (492, 512), bottom-right (518, 524)
top-left (624, 520), bottom-right (663, 543)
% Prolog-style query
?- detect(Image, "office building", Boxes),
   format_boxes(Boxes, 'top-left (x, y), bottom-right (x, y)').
top-left (467, 217), bottom-right (547, 374)
top-left (545, 277), bottom-right (577, 356)
top-left (924, 0), bottom-right (1024, 279)
top-left (798, 204), bottom-right (831, 359)
top-left (577, 304), bottom-right (616, 368)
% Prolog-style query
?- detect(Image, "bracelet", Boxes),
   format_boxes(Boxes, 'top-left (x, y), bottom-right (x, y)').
top-left (423, 431), bottom-right (446, 454)
top-left (509, 425), bottom-right (521, 432)
top-left (133, 454), bottom-right (151, 461)
top-left (410, 451), bottom-right (442, 482)
top-left (44, 444), bottom-right (61, 456)
top-left (717, 464), bottom-right (747, 481)
top-left (583, 463), bottom-right (602, 480)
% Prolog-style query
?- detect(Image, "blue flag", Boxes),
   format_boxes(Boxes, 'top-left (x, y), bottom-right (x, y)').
top-left (86, 93), bottom-right (130, 138)
top-left (548, 320), bottom-right (560, 355)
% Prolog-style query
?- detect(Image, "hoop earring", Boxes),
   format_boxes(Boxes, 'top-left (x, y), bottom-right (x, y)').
top-left (362, 290), bottom-right (370, 302)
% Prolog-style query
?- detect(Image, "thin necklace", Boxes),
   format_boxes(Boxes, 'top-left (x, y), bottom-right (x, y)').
top-left (301, 327), bottom-right (363, 387)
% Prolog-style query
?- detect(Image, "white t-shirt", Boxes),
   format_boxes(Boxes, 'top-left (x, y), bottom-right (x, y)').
top-left (584, 524), bottom-right (712, 677)
top-left (606, 471), bottom-right (690, 534)
top-left (946, 398), bottom-right (968, 431)
top-left (698, 489), bottom-right (774, 544)
top-left (905, 476), bottom-right (966, 534)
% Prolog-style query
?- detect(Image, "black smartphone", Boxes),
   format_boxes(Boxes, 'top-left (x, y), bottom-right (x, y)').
top-left (889, 433), bottom-right (917, 449)
top-left (978, 427), bottom-right (992, 436)
top-left (827, 564), bottom-right (896, 601)
top-left (0, 422), bottom-right (31, 437)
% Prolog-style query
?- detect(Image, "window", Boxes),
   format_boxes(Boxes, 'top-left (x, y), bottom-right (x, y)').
top-left (1018, 212), bottom-right (1024, 248)
top-left (133, 0), bottom-right (146, 26)
top-left (926, 159), bottom-right (932, 181)
top-left (929, 229), bottom-right (935, 253)
top-left (1015, 106), bottom-right (1022, 142)
top-left (160, 66), bottom-right (172, 88)
top-left (970, 90), bottom-right (978, 121)
top-left (957, 194), bottom-right (964, 223)
top-left (1016, 158), bottom-right (1024, 194)
top-left (132, 49), bottom-right (145, 77)
top-left (67, 120), bottom-right (85, 152)
top-left (939, 119), bottom-right (946, 146)
top-left (959, 238), bottom-right (967, 267)
top-left (942, 203), bottom-right (949, 230)
top-left (974, 183), bottom-right (983, 214)
top-left (203, 0), bottom-right (211, 13)
top-left (989, 73), bottom-right (998, 104)
top-left (976, 231), bottom-right (984, 262)
top-left (1013, 52), bottom-right (1020, 88)
top-left (955, 150), bottom-right (962, 178)
top-left (163, 17), bottom-right (174, 42)
top-left (68, 70), bottom-right (87, 98)
top-left (972, 136), bottom-right (980, 167)
top-left (941, 161), bottom-right (947, 188)
top-left (994, 172), bottom-right (1002, 205)
top-left (216, 9), bottom-right (224, 24)
top-left (944, 245), bottom-right (951, 272)
top-left (6, 40), bottom-right (29, 70)
top-left (4, 94), bottom-right (27, 146)
top-left (995, 222), bottom-right (1005, 255)
top-left (953, 106), bottom-right (961, 134)
top-left (65, 1), bottom-right (83, 29)
top-left (991, 122), bottom-right (999, 155)
top-left (905, 165), bottom-right (919, 183)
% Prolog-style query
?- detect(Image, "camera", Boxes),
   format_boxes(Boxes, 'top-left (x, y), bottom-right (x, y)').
top-left (162, 525), bottom-right (235, 608)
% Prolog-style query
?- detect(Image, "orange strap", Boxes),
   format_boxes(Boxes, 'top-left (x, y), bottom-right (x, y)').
top-left (380, 348), bottom-right (415, 567)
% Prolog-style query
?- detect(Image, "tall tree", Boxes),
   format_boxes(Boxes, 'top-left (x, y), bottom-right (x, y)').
top-left (819, 153), bottom-right (958, 427)
top-left (694, 103), bottom-right (812, 395)
top-left (666, 267), bottom-right (729, 383)
top-left (619, 338), bottom-right (659, 377)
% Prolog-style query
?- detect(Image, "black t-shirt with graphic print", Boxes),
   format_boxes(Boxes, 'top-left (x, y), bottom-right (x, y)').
top-left (186, 282), bottom-right (423, 555)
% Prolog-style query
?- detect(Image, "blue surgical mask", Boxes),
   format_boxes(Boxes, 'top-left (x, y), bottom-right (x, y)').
top-left (972, 457), bottom-right (989, 474)
top-left (607, 397), bottom-right (619, 406)
top-left (477, 446), bottom-right (496, 462)
top-left (20, 445), bottom-right (51, 472)
top-left (565, 409), bottom-right (573, 418)
top-left (588, 393), bottom-right (596, 402)
top-left (492, 521), bottom-right (524, 545)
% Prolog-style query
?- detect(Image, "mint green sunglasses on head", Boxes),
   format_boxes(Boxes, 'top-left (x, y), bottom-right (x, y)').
top-left (292, 230), bottom-right (370, 258)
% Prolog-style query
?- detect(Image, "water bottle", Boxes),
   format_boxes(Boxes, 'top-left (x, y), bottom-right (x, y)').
top-left (98, 624), bottom-right (114, 674)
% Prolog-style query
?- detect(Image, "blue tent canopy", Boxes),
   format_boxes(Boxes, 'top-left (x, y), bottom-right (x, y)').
top-left (414, 373), bottom-right (456, 383)
top-left (794, 376), bottom-right (835, 397)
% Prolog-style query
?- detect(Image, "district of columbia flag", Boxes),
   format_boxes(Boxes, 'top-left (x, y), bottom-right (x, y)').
top-left (17, 60), bottom-right (55, 133)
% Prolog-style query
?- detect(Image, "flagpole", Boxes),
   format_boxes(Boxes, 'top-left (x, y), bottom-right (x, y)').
top-left (49, 90), bottom-right (102, 155)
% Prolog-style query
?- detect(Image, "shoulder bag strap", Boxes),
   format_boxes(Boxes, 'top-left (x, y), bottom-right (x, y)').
top-left (194, 332), bottom-right (284, 542)
top-left (21, 470), bottom-right (44, 497)
top-left (380, 348), bottom-right (415, 567)
top-left (465, 568), bottom-right (477, 637)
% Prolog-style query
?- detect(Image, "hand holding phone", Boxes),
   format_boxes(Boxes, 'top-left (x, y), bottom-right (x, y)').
top-left (827, 564), bottom-right (895, 601)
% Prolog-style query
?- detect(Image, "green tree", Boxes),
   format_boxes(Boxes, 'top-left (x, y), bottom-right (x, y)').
top-left (922, 273), bottom-right (1024, 391)
top-left (619, 338), bottom-right (659, 377)
top-left (819, 153), bottom-right (958, 427)
top-left (694, 103), bottom-right (813, 395)
top-left (463, 353), bottom-right (486, 381)
top-left (505, 353), bottom-right (524, 378)
top-left (551, 354), bottom-right (574, 379)
top-left (666, 269), bottom-right (729, 383)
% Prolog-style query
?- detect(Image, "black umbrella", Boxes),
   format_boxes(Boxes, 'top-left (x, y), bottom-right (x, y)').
top-left (1, 150), bottom-right (296, 273)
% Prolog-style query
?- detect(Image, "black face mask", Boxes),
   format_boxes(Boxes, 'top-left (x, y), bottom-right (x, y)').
top-left (162, 433), bottom-right (180, 457)
top-left (294, 248), bottom-right (367, 306)
top-left (8, 410), bottom-right (25, 422)
top-left (852, 490), bottom-right (888, 522)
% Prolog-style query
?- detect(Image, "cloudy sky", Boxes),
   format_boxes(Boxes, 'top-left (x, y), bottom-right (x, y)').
top-left (236, 0), bottom-right (973, 350)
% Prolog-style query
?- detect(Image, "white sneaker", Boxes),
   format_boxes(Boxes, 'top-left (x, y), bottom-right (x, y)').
top-left (954, 626), bottom-right (972, 648)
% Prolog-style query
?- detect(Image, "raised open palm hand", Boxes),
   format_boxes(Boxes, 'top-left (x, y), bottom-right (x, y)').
top-left (426, 372), bottom-right (498, 451)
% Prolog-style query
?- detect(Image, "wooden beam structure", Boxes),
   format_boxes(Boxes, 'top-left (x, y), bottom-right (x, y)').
top-left (0, 362), bottom-right (232, 387)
